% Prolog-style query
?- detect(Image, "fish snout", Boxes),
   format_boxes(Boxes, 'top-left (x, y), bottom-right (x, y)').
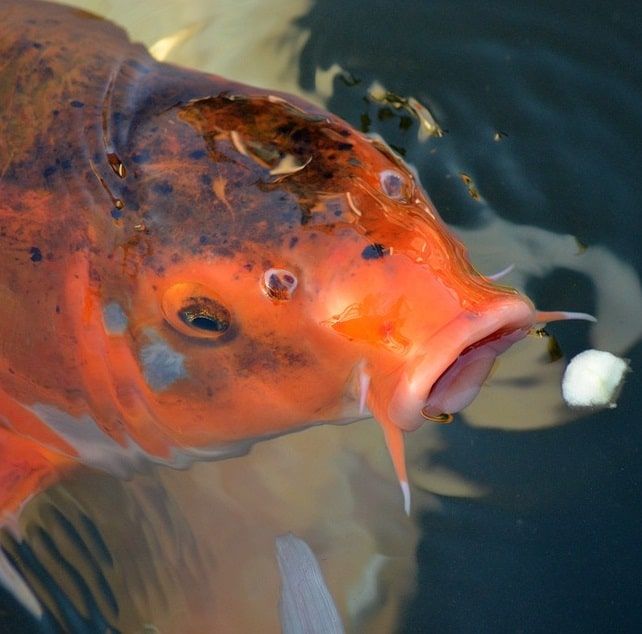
top-left (388, 293), bottom-right (536, 431)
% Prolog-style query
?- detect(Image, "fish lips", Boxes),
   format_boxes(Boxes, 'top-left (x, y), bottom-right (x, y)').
top-left (388, 299), bottom-right (535, 431)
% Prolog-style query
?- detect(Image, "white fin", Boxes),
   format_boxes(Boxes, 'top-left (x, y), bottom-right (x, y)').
top-left (276, 533), bottom-right (344, 634)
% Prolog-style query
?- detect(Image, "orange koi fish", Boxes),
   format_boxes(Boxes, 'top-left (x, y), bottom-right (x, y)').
top-left (0, 0), bottom-right (593, 552)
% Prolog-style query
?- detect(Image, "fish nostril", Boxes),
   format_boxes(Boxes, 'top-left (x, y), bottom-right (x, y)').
top-left (379, 169), bottom-right (409, 201)
top-left (262, 268), bottom-right (298, 301)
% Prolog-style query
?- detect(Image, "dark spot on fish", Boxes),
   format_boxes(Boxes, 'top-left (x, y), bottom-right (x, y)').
top-left (323, 171), bottom-right (334, 179)
top-left (291, 128), bottom-right (312, 144)
top-left (55, 305), bottom-right (61, 314)
top-left (112, 112), bottom-right (124, 125)
top-left (52, 109), bottom-right (60, 117)
top-left (121, 186), bottom-right (139, 211)
top-left (153, 181), bottom-right (174, 196)
top-left (300, 208), bottom-right (312, 225)
top-left (131, 150), bottom-right (151, 164)
top-left (60, 158), bottom-right (72, 170)
top-left (70, 100), bottom-right (84, 108)
top-left (339, 129), bottom-right (351, 137)
top-left (32, 42), bottom-right (43, 49)
top-left (201, 174), bottom-right (212, 185)
top-left (43, 166), bottom-right (56, 178)
top-left (336, 142), bottom-right (353, 151)
top-left (361, 243), bottom-right (387, 260)
top-left (243, 262), bottom-right (254, 271)
top-left (189, 149), bottom-right (207, 160)
top-left (199, 235), bottom-right (209, 245)
top-left (277, 122), bottom-right (295, 135)
top-left (111, 209), bottom-right (122, 220)
top-left (289, 236), bottom-right (299, 248)
top-left (206, 386), bottom-right (214, 398)
top-left (29, 247), bottom-right (43, 262)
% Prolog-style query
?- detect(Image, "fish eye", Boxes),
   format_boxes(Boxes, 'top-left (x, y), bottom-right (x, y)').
top-left (262, 268), bottom-right (298, 301)
top-left (179, 299), bottom-right (230, 332)
top-left (379, 169), bottom-right (408, 201)
top-left (162, 282), bottom-right (231, 339)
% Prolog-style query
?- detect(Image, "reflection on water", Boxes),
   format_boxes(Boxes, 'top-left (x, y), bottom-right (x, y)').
top-left (3, 0), bottom-right (641, 632)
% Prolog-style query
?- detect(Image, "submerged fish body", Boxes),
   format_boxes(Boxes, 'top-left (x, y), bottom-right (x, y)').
top-left (0, 0), bottom-right (583, 535)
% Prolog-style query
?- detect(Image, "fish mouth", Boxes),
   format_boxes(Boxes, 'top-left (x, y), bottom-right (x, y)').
top-left (388, 298), bottom-right (536, 431)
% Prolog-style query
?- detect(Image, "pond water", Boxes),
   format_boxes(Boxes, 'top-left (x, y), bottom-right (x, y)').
top-left (1, 0), bottom-right (640, 632)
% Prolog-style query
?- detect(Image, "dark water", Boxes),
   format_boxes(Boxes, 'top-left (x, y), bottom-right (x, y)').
top-left (2, 0), bottom-right (641, 631)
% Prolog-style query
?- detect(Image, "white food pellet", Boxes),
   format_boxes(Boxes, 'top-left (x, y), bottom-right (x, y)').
top-left (562, 349), bottom-right (630, 409)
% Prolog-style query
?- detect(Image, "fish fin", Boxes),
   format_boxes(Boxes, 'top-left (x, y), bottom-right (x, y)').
top-left (377, 418), bottom-right (411, 515)
top-left (0, 427), bottom-right (71, 519)
top-left (0, 427), bottom-right (73, 616)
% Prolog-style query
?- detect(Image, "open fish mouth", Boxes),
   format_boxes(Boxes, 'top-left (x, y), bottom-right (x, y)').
top-left (387, 298), bottom-right (537, 432)
top-left (372, 298), bottom-right (595, 514)
top-left (420, 326), bottom-right (528, 420)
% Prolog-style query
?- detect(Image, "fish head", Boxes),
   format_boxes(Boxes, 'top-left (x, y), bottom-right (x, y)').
top-left (107, 92), bottom-right (537, 463)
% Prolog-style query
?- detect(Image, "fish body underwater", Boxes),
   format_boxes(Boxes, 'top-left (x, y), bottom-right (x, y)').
top-left (0, 0), bottom-right (590, 604)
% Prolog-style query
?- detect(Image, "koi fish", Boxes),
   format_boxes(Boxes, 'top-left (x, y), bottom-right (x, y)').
top-left (0, 0), bottom-right (593, 553)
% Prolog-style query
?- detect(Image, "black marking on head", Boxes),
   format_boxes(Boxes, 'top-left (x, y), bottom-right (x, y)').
top-left (43, 166), bottom-right (56, 178)
top-left (30, 247), bottom-right (43, 262)
top-left (300, 207), bottom-right (312, 225)
top-left (189, 149), bottom-right (207, 160)
top-left (361, 243), bottom-right (387, 260)
top-left (152, 181), bottom-right (174, 196)
top-left (131, 150), bottom-right (151, 164)
top-left (70, 100), bottom-right (84, 108)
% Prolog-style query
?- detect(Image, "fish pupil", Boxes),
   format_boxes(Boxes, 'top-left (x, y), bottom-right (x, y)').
top-left (179, 298), bottom-right (231, 333)
top-left (189, 315), bottom-right (226, 332)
